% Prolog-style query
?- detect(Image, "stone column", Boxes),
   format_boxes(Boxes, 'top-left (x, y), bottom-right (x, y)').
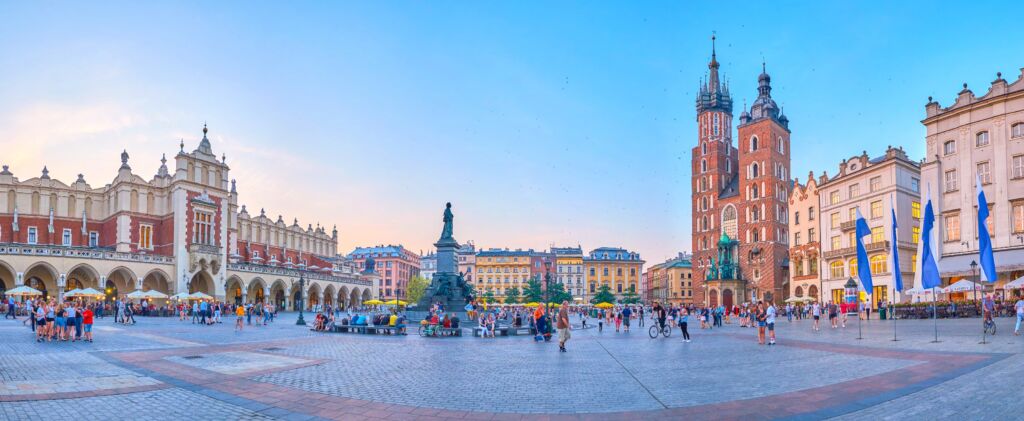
top-left (57, 273), bottom-right (67, 301)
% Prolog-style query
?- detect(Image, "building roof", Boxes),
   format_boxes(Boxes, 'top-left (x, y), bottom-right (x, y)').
top-left (348, 245), bottom-right (410, 258)
top-left (586, 247), bottom-right (642, 262)
top-left (476, 248), bottom-right (534, 257)
top-left (551, 246), bottom-right (583, 255)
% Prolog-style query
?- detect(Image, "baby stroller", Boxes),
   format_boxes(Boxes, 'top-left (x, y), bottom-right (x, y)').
top-left (534, 315), bottom-right (552, 342)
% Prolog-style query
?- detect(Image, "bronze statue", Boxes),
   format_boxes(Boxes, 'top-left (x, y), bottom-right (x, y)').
top-left (440, 202), bottom-right (454, 241)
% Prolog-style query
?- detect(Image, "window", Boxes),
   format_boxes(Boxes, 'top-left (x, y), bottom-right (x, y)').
top-left (89, 231), bottom-right (99, 247)
top-left (912, 201), bottom-right (921, 219)
top-left (795, 211), bottom-right (800, 225)
top-left (713, 114), bottom-right (720, 136)
top-left (977, 161), bottom-right (991, 185)
top-left (27, 227), bottom-right (38, 244)
top-left (830, 191), bottom-right (840, 205)
top-left (193, 211), bottom-right (214, 245)
top-left (870, 176), bottom-right (881, 192)
top-left (830, 261), bottom-right (844, 278)
top-left (944, 169), bottom-right (958, 192)
top-left (848, 258), bottom-right (858, 277)
top-left (701, 159), bottom-right (707, 173)
top-left (870, 255), bottom-right (887, 275)
top-left (911, 177), bottom-right (920, 193)
top-left (1015, 156), bottom-right (1024, 179)
top-left (944, 214), bottom-right (960, 242)
top-left (139, 224), bottom-right (153, 250)
top-left (617, 268), bottom-right (623, 276)
top-left (912, 226), bottom-right (921, 244)
top-left (831, 212), bottom-right (840, 229)
top-left (849, 207), bottom-right (857, 222)
top-left (871, 201), bottom-right (882, 219)
top-left (702, 142), bottom-right (707, 155)
top-left (751, 136), bottom-right (759, 151)
top-left (808, 227), bottom-right (816, 242)
top-left (808, 208), bottom-right (815, 220)
top-left (794, 232), bottom-right (801, 245)
top-left (871, 226), bottom-right (884, 243)
top-left (778, 136), bottom-right (785, 154)
top-left (831, 236), bottom-right (841, 250)
top-left (603, 267), bottom-right (609, 276)
top-left (1014, 203), bottom-right (1024, 233)
top-left (976, 131), bottom-right (989, 147)
top-left (912, 254), bottom-right (918, 272)
top-left (849, 184), bottom-right (859, 199)
top-left (61, 229), bottom-right (71, 246)
top-left (943, 140), bottom-right (956, 155)
top-left (978, 205), bottom-right (994, 238)
top-left (1013, 123), bottom-right (1024, 139)
top-left (752, 163), bottom-right (760, 178)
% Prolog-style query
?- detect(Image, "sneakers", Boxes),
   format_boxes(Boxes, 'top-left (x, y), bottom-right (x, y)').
top-left (559, 346), bottom-right (567, 352)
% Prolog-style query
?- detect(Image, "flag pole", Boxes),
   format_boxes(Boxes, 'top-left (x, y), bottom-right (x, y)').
top-left (930, 286), bottom-right (939, 343)
top-left (892, 290), bottom-right (899, 342)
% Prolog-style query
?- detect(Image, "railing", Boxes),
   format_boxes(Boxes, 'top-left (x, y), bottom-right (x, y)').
top-left (839, 221), bottom-right (857, 231)
top-left (188, 243), bottom-right (222, 255)
top-left (228, 262), bottom-right (372, 286)
top-left (822, 241), bottom-right (889, 259)
top-left (0, 243), bottom-right (175, 264)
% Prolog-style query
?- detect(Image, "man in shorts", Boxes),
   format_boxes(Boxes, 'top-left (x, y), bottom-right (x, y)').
top-left (812, 302), bottom-right (821, 331)
top-left (622, 306), bottom-right (632, 332)
top-left (557, 300), bottom-right (571, 352)
top-left (766, 301), bottom-right (777, 345)
top-left (82, 306), bottom-right (94, 342)
top-left (235, 304), bottom-right (245, 331)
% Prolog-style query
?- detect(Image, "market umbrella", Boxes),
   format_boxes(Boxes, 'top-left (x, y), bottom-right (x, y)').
top-left (126, 290), bottom-right (147, 299)
top-left (188, 291), bottom-right (213, 300)
top-left (383, 299), bottom-right (408, 306)
top-left (5, 285), bottom-right (43, 296)
top-left (143, 290), bottom-right (169, 299)
top-left (170, 292), bottom-right (191, 301)
top-left (523, 302), bottom-right (540, 308)
top-left (63, 288), bottom-right (83, 297)
top-left (363, 299), bottom-right (383, 305)
top-left (784, 296), bottom-right (802, 303)
top-left (942, 279), bottom-right (984, 293)
top-left (1004, 276), bottom-right (1024, 290)
top-left (594, 302), bottom-right (614, 309)
top-left (77, 288), bottom-right (106, 298)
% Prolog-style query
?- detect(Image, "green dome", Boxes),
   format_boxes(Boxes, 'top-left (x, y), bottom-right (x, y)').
top-left (718, 232), bottom-right (731, 244)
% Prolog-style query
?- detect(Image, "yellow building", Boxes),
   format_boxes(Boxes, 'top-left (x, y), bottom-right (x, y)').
top-left (552, 247), bottom-right (585, 302)
top-left (474, 248), bottom-right (532, 302)
top-left (647, 253), bottom-right (693, 305)
top-left (584, 247), bottom-right (644, 300)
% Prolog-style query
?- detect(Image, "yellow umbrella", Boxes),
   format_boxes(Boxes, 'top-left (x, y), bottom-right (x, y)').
top-left (595, 302), bottom-right (614, 309)
top-left (547, 302), bottom-right (561, 308)
top-left (524, 302), bottom-right (539, 308)
top-left (363, 299), bottom-right (384, 305)
top-left (383, 299), bottom-right (408, 306)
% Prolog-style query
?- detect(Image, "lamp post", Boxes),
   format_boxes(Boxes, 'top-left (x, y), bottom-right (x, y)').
top-left (970, 260), bottom-right (979, 316)
top-left (295, 275), bottom-right (306, 326)
top-left (544, 259), bottom-right (552, 329)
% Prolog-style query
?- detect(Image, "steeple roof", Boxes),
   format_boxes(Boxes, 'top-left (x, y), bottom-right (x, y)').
top-left (696, 33), bottom-right (733, 115)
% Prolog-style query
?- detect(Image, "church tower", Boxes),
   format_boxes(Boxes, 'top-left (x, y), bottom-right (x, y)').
top-left (691, 34), bottom-right (737, 298)
top-left (735, 63), bottom-right (791, 302)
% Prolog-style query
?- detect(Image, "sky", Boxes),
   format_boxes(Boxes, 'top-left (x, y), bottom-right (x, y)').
top-left (1, 1), bottom-right (1023, 264)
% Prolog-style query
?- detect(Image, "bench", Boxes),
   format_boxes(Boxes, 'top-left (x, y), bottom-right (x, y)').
top-left (472, 326), bottom-right (515, 337)
top-left (331, 324), bottom-right (369, 334)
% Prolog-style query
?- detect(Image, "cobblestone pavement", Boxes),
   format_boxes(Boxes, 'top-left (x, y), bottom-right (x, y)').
top-left (0, 312), bottom-right (1020, 420)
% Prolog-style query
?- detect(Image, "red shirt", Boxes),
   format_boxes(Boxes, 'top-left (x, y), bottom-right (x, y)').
top-left (83, 309), bottom-right (94, 324)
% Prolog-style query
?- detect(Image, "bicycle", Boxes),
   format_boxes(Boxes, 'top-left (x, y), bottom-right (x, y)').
top-left (983, 317), bottom-right (997, 336)
top-left (649, 323), bottom-right (672, 338)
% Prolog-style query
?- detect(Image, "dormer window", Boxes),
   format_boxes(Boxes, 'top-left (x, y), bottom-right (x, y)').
top-left (976, 131), bottom-right (990, 147)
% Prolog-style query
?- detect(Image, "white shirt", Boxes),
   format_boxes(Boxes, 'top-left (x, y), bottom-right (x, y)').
top-left (766, 305), bottom-right (777, 324)
top-left (1015, 300), bottom-right (1024, 316)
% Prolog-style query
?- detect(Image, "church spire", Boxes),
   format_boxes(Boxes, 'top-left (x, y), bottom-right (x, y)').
top-left (707, 32), bottom-right (720, 95)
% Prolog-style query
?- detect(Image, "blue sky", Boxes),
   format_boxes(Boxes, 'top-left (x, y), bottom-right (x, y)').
top-left (1, 1), bottom-right (1022, 263)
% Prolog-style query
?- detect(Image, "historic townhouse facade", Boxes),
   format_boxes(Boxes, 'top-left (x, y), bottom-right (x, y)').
top-left (348, 245), bottom-right (420, 300)
top-left (691, 36), bottom-right (791, 306)
top-left (474, 248), bottom-right (533, 301)
top-left (921, 69), bottom-right (1024, 289)
top-left (789, 173), bottom-right (821, 302)
top-left (818, 147), bottom-right (920, 307)
top-left (456, 242), bottom-right (476, 284)
top-left (646, 253), bottom-right (693, 306)
top-left (552, 246), bottom-right (585, 301)
top-left (583, 247), bottom-right (644, 300)
top-left (0, 125), bottom-right (375, 309)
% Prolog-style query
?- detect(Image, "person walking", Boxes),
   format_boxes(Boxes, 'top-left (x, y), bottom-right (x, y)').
top-left (557, 300), bottom-right (571, 352)
top-left (766, 301), bottom-right (777, 345)
top-left (679, 307), bottom-right (690, 342)
top-left (1015, 297), bottom-right (1024, 335)
top-left (755, 302), bottom-right (767, 345)
top-left (812, 302), bottom-right (822, 331)
top-left (235, 304), bottom-right (245, 331)
top-left (638, 306), bottom-right (645, 327)
top-left (622, 306), bottom-right (632, 332)
top-left (82, 305), bottom-right (94, 342)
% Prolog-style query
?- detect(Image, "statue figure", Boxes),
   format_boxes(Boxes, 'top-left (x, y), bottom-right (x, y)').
top-left (707, 257), bottom-right (718, 280)
top-left (437, 278), bottom-right (451, 299)
top-left (364, 256), bottom-right (376, 273)
top-left (440, 202), bottom-right (454, 241)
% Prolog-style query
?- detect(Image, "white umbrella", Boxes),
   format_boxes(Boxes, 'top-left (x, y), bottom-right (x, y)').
top-left (63, 288), bottom-right (83, 297)
top-left (5, 285), bottom-right (43, 296)
top-left (784, 296), bottom-right (803, 303)
top-left (78, 287), bottom-right (106, 298)
top-left (126, 290), bottom-right (147, 299)
top-left (1004, 276), bottom-right (1024, 290)
top-left (188, 291), bottom-right (213, 300)
top-left (170, 292), bottom-right (191, 301)
top-left (142, 290), bottom-right (169, 299)
top-left (942, 279), bottom-right (984, 293)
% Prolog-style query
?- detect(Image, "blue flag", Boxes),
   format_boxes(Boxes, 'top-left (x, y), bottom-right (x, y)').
top-left (855, 208), bottom-right (873, 291)
top-left (977, 176), bottom-right (997, 283)
top-left (891, 200), bottom-right (903, 292)
top-left (920, 192), bottom-right (941, 290)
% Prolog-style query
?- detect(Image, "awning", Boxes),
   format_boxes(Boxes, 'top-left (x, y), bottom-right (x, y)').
top-left (938, 248), bottom-right (1024, 278)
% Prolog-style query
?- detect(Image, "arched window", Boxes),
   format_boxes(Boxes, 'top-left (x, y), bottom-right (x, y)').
top-left (752, 163), bottom-right (760, 178)
top-left (870, 255), bottom-right (887, 275)
top-left (726, 160), bottom-right (731, 173)
top-left (830, 261), bottom-right (844, 278)
top-left (713, 114), bottom-right (720, 136)
top-left (751, 136), bottom-right (759, 151)
top-left (701, 159), bottom-right (707, 173)
top-left (752, 185), bottom-right (759, 199)
top-left (778, 136), bottom-right (785, 154)
top-left (848, 258), bottom-right (858, 277)
top-left (795, 286), bottom-right (804, 297)
top-left (702, 142), bottom-right (708, 155)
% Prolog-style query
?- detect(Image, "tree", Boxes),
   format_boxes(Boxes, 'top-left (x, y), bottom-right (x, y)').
top-left (482, 289), bottom-right (496, 304)
top-left (591, 284), bottom-right (616, 305)
top-left (504, 286), bottom-right (521, 304)
top-left (546, 282), bottom-right (573, 304)
top-left (523, 278), bottom-right (545, 303)
top-left (406, 275), bottom-right (430, 304)
top-left (619, 290), bottom-right (641, 304)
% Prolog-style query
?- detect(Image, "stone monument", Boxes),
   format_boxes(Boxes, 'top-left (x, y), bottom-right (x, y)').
top-left (413, 203), bottom-right (474, 314)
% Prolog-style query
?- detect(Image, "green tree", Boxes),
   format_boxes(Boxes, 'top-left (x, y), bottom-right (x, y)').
top-left (482, 289), bottom-right (496, 304)
top-left (406, 275), bottom-right (430, 304)
top-left (546, 282), bottom-right (572, 304)
top-left (523, 278), bottom-right (545, 303)
top-left (504, 286), bottom-right (521, 304)
top-left (619, 290), bottom-right (640, 304)
top-left (591, 284), bottom-right (616, 305)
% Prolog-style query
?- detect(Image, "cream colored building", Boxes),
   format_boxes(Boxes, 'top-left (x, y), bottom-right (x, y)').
top-left (818, 147), bottom-right (920, 307)
top-left (921, 69), bottom-right (1024, 290)
top-left (0, 125), bottom-right (375, 309)
top-left (788, 173), bottom-right (821, 302)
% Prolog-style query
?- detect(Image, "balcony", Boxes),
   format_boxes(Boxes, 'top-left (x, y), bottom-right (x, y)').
top-left (0, 243), bottom-right (174, 265)
top-left (839, 221), bottom-right (857, 231)
top-left (822, 241), bottom-right (889, 259)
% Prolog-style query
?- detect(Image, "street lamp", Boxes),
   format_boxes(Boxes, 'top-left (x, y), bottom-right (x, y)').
top-left (544, 259), bottom-right (552, 327)
top-left (295, 275), bottom-right (306, 326)
top-left (970, 260), bottom-right (979, 316)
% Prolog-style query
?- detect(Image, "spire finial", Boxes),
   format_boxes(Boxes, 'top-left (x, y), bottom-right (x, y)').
top-left (711, 31), bottom-right (716, 57)
top-left (179, 138), bottom-right (184, 153)
top-left (203, 121), bottom-right (208, 135)
top-left (161, 153), bottom-right (166, 165)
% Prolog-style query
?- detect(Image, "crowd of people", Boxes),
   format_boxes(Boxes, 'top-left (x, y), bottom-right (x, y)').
top-left (3, 297), bottom-right (99, 343)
